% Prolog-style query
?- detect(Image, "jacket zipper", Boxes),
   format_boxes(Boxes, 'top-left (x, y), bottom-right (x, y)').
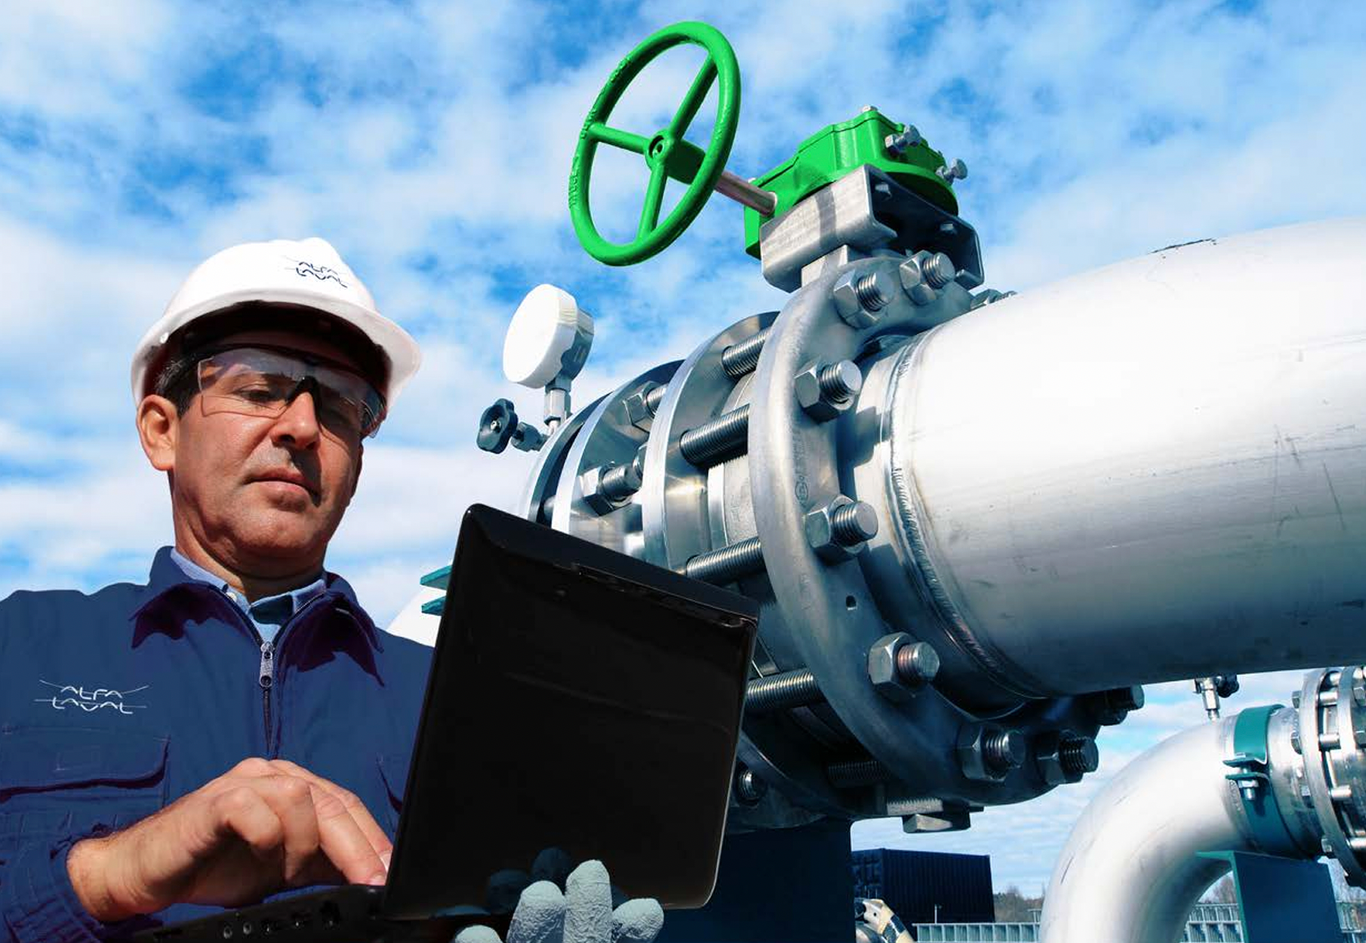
top-left (259, 639), bottom-right (276, 753)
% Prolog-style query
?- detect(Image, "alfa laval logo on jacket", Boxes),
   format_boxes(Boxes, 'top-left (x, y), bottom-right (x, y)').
top-left (35, 680), bottom-right (149, 715)
top-left (293, 260), bottom-right (348, 287)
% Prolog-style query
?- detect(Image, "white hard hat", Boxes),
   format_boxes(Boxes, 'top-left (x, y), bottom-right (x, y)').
top-left (131, 237), bottom-right (421, 405)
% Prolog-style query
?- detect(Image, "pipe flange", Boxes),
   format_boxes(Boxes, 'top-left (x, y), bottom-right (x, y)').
top-left (1297, 666), bottom-right (1366, 886)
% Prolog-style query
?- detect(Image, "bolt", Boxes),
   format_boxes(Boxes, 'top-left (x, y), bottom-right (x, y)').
top-left (679, 404), bottom-right (750, 468)
top-left (721, 326), bottom-right (773, 379)
top-left (937, 158), bottom-right (968, 185)
top-left (1291, 727), bottom-right (1303, 754)
top-left (828, 758), bottom-right (890, 789)
top-left (898, 253), bottom-right (940, 306)
top-left (884, 124), bottom-right (922, 157)
top-left (832, 266), bottom-right (897, 329)
top-left (746, 668), bottom-right (824, 714)
top-left (1059, 736), bottom-right (1100, 776)
top-left (1352, 837), bottom-right (1366, 854)
top-left (895, 641), bottom-right (940, 686)
top-left (831, 501), bottom-right (878, 545)
top-left (735, 767), bottom-right (767, 804)
top-left (869, 634), bottom-right (938, 703)
top-left (794, 359), bottom-right (863, 421)
top-left (958, 724), bottom-right (1020, 782)
top-left (983, 730), bottom-right (1026, 773)
top-left (806, 496), bottom-right (878, 562)
top-left (1321, 731), bottom-right (1342, 750)
top-left (625, 381), bottom-right (665, 431)
top-left (920, 252), bottom-right (956, 289)
top-left (1241, 783), bottom-right (1260, 802)
top-left (1331, 784), bottom-right (1354, 803)
top-left (682, 536), bottom-right (765, 585)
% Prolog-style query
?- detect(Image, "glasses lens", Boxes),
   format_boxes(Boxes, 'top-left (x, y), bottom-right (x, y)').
top-left (198, 347), bottom-right (384, 439)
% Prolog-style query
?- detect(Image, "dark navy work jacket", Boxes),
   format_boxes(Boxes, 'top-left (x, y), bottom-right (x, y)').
top-left (0, 548), bottom-right (433, 941)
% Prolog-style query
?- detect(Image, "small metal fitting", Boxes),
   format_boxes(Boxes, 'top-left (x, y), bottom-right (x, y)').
top-left (625, 381), bottom-right (663, 432)
top-left (883, 124), bottom-right (922, 157)
top-left (682, 536), bottom-right (766, 585)
top-left (1089, 685), bottom-right (1145, 726)
top-left (832, 266), bottom-right (896, 329)
top-left (794, 359), bottom-right (863, 421)
top-left (735, 766), bottom-right (767, 805)
top-left (746, 668), bottom-right (824, 714)
top-left (1035, 731), bottom-right (1099, 786)
top-left (899, 250), bottom-right (953, 306)
top-left (679, 405), bottom-right (750, 468)
top-left (936, 158), bottom-right (968, 186)
top-left (721, 326), bottom-right (772, 379)
top-left (868, 633), bottom-right (939, 703)
top-left (805, 495), bottom-right (878, 562)
top-left (958, 724), bottom-right (1025, 783)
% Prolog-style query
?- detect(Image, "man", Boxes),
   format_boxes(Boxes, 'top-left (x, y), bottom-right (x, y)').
top-left (0, 238), bottom-right (660, 943)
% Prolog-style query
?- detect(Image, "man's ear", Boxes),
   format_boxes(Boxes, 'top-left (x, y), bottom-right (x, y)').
top-left (137, 395), bottom-right (180, 473)
top-left (348, 444), bottom-right (364, 499)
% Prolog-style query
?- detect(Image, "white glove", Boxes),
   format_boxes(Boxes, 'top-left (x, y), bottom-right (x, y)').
top-left (455, 858), bottom-right (664, 943)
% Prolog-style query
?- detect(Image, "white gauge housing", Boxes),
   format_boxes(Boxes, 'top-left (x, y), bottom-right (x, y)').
top-left (503, 284), bottom-right (595, 388)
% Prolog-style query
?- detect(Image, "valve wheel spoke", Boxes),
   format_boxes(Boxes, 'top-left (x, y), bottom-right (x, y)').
top-left (669, 60), bottom-right (718, 139)
top-left (639, 164), bottom-right (668, 238)
top-left (586, 122), bottom-right (650, 154)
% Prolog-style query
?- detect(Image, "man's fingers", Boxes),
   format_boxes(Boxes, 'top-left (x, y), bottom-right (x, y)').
top-left (250, 776), bottom-right (324, 886)
top-left (210, 786), bottom-right (284, 862)
top-left (507, 880), bottom-right (565, 943)
top-left (454, 925), bottom-right (504, 943)
top-left (562, 861), bottom-right (613, 943)
top-left (265, 759), bottom-right (393, 862)
top-left (611, 899), bottom-right (664, 943)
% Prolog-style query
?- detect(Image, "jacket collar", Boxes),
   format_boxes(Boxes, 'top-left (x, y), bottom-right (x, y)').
top-left (134, 546), bottom-right (383, 652)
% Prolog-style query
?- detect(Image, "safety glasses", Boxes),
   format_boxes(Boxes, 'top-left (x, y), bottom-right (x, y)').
top-left (196, 346), bottom-right (386, 440)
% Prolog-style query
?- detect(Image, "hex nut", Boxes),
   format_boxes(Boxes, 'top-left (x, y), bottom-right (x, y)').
top-left (805, 495), bottom-right (870, 562)
top-left (625, 382), bottom-right (661, 432)
top-left (794, 360), bottom-right (860, 422)
top-left (1089, 685), bottom-right (1144, 726)
top-left (898, 252), bottom-right (939, 306)
top-left (832, 266), bottom-right (896, 329)
top-left (958, 724), bottom-right (1012, 783)
top-left (868, 633), bottom-right (910, 702)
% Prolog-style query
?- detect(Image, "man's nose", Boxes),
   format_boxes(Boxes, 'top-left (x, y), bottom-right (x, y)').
top-left (270, 389), bottom-right (322, 448)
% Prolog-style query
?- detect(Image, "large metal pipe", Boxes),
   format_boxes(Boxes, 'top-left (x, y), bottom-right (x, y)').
top-left (877, 217), bottom-right (1366, 698)
top-left (1040, 717), bottom-right (1243, 941)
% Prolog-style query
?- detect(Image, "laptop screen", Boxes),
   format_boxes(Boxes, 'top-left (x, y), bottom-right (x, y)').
top-left (382, 505), bottom-right (757, 919)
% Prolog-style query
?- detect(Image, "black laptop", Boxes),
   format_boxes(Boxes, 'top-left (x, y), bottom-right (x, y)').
top-left (132, 504), bottom-right (758, 943)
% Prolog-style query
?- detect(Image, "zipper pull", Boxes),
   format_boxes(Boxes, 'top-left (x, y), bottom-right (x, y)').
top-left (259, 640), bottom-right (275, 689)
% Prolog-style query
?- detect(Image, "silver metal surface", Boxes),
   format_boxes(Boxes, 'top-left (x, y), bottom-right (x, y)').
top-left (715, 170), bottom-right (777, 216)
top-left (885, 217), bottom-right (1366, 698)
top-left (758, 169), bottom-right (896, 292)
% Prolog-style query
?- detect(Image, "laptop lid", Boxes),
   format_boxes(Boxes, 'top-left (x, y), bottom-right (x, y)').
top-left (381, 504), bottom-right (758, 920)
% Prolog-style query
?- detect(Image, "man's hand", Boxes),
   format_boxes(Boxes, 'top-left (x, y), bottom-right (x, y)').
top-left (457, 859), bottom-right (664, 943)
top-left (66, 758), bottom-right (391, 922)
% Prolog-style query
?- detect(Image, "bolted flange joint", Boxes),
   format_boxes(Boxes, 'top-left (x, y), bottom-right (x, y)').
top-left (805, 495), bottom-right (878, 562)
top-left (1034, 730), bottom-right (1100, 786)
top-left (795, 359), bottom-right (863, 421)
top-left (899, 250), bottom-right (956, 306)
top-left (832, 265), bottom-right (897, 329)
top-left (958, 724), bottom-right (1026, 783)
top-left (868, 632), bottom-right (940, 703)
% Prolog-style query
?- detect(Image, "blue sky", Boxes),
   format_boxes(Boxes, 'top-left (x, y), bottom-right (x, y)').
top-left (2, 0), bottom-right (1365, 897)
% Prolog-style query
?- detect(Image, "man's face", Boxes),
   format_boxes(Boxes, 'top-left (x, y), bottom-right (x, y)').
top-left (138, 327), bottom-right (372, 579)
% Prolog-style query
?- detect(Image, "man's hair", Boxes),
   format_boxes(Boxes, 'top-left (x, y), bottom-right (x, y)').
top-left (147, 302), bottom-right (389, 416)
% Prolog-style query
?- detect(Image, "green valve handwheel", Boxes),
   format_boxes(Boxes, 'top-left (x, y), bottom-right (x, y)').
top-left (569, 22), bottom-right (741, 266)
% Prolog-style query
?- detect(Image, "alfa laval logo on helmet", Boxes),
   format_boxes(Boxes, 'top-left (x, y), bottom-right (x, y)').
top-left (293, 260), bottom-right (349, 287)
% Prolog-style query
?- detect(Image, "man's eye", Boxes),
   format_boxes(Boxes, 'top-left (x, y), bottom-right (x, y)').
top-left (232, 386), bottom-right (284, 404)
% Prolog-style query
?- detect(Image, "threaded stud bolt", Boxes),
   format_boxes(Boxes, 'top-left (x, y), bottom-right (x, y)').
top-left (921, 252), bottom-right (956, 289)
top-left (983, 730), bottom-right (1026, 772)
top-left (1058, 736), bottom-right (1099, 776)
top-left (682, 535), bottom-right (765, 585)
top-left (679, 404), bottom-right (750, 468)
top-left (830, 501), bottom-right (878, 546)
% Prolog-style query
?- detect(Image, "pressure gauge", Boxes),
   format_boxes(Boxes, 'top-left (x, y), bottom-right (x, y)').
top-left (502, 284), bottom-right (595, 389)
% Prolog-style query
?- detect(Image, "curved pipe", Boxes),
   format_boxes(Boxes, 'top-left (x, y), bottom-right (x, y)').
top-left (1040, 717), bottom-right (1245, 942)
